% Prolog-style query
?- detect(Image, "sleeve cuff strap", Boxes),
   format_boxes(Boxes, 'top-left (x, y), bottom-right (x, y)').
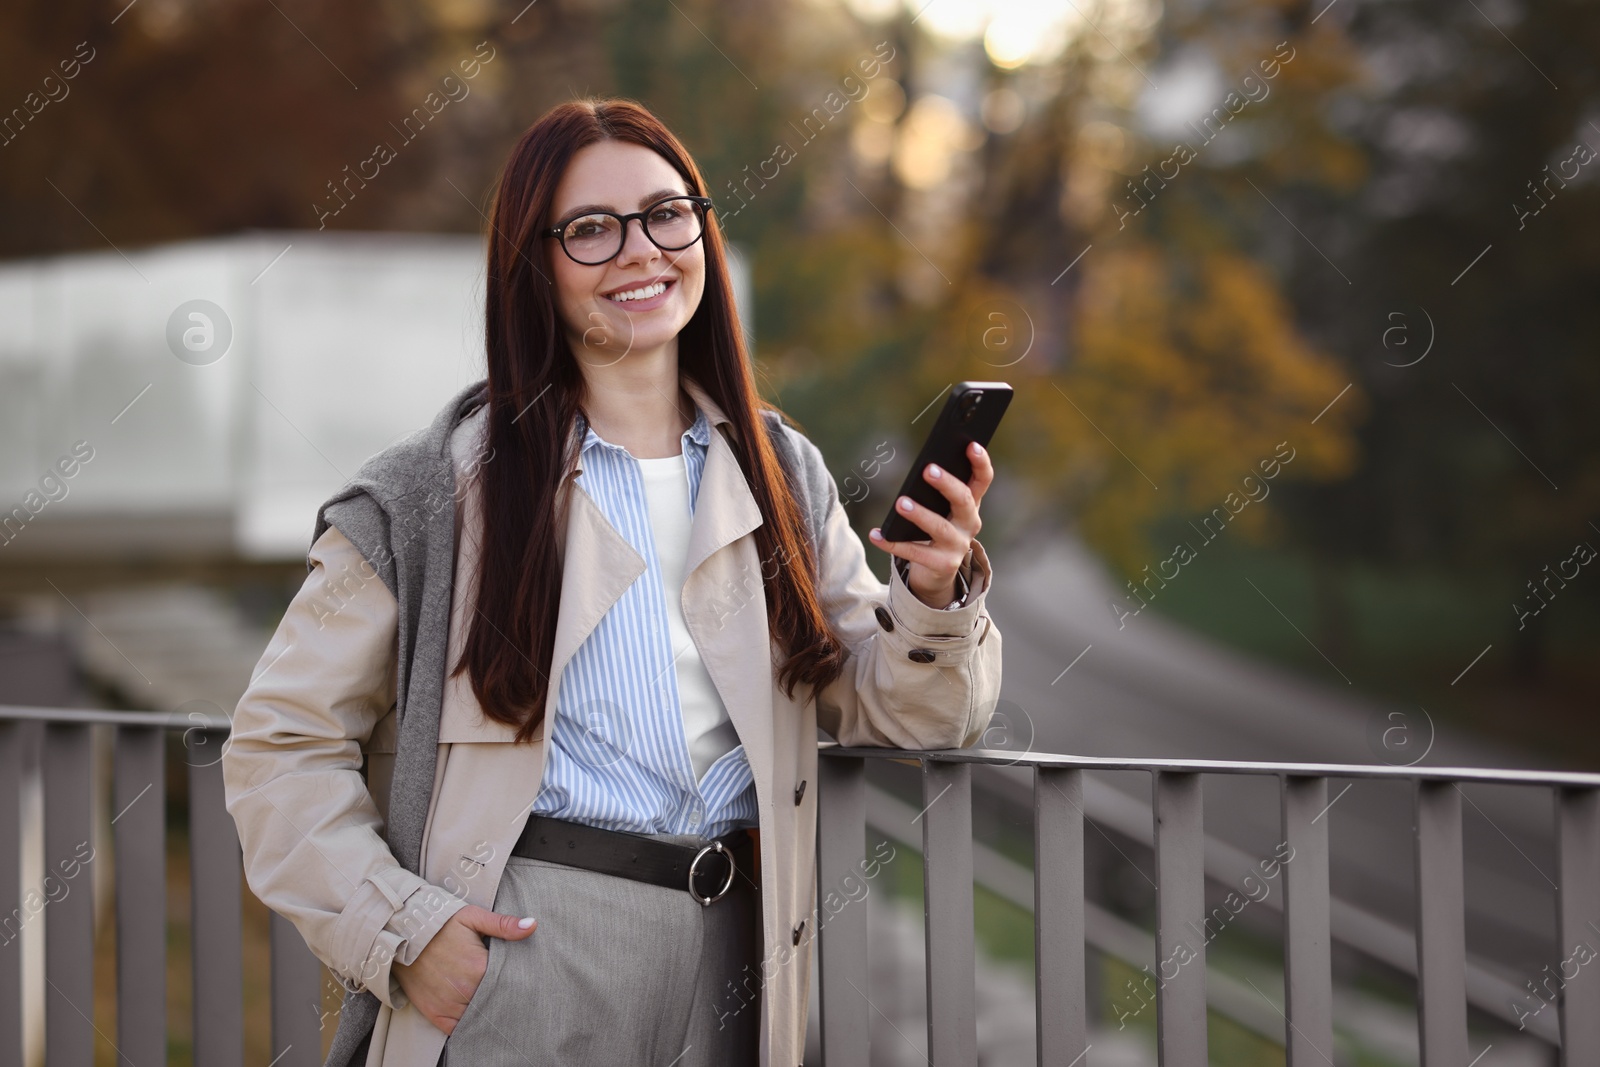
top-left (328, 867), bottom-right (430, 996)
top-left (886, 539), bottom-right (993, 642)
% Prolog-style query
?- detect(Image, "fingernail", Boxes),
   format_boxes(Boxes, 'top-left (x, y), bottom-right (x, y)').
top-left (518, 917), bottom-right (537, 928)
top-left (927, 464), bottom-right (942, 479)
top-left (973, 443), bottom-right (985, 455)
top-left (870, 528), bottom-right (883, 540)
top-left (898, 496), bottom-right (913, 511)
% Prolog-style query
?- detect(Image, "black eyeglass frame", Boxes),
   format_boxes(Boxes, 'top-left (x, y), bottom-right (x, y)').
top-left (543, 194), bottom-right (715, 265)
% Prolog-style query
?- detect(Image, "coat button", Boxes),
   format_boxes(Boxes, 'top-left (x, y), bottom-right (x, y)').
top-left (792, 920), bottom-right (805, 945)
top-left (794, 780), bottom-right (806, 805)
top-left (874, 605), bottom-right (894, 632)
top-left (907, 648), bottom-right (936, 663)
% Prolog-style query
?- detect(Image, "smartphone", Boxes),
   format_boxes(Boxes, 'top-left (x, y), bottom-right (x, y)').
top-left (877, 381), bottom-right (1012, 542)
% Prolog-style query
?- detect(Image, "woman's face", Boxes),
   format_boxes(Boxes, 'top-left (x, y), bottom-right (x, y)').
top-left (546, 140), bottom-right (706, 367)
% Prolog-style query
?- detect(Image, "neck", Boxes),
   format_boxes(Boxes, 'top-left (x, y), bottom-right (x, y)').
top-left (577, 350), bottom-right (694, 459)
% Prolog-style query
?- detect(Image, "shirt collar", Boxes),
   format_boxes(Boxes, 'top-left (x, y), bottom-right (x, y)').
top-left (579, 394), bottom-right (713, 458)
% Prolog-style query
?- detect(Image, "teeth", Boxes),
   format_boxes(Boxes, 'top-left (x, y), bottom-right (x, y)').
top-left (607, 281), bottom-right (668, 303)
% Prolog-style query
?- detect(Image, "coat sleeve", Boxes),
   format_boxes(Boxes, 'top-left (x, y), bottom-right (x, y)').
top-left (221, 524), bottom-right (468, 1011)
top-left (796, 434), bottom-right (1003, 751)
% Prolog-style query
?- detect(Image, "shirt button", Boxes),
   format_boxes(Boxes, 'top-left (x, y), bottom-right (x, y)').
top-left (907, 648), bottom-right (936, 663)
top-left (874, 605), bottom-right (894, 632)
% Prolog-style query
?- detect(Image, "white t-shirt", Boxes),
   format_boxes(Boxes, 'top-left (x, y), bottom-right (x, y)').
top-left (634, 452), bottom-right (742, 781)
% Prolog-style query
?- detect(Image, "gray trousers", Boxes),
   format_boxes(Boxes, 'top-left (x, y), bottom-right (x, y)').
top-left (439, 830), bottom-right (763, 1066)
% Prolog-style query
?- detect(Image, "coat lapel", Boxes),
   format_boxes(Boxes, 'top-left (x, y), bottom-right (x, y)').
top-left (548, 479), bottom-right (646, 680)
top-left (684, 425), bottom-right (763, 578)
top-left (677, 377), bottom-right (775, 797)
top-left (680, 376), bottom-right (763, 578)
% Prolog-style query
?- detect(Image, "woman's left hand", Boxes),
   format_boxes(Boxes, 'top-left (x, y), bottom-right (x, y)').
top-left (869, 440), bottom-right (993, 608)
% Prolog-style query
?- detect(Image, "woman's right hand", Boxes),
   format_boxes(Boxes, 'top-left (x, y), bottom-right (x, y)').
top-left (394, 904), bottom-right (539, 1035)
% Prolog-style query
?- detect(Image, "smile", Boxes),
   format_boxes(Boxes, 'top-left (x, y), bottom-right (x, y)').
top-left (604, 279), bottom-right (672, 304)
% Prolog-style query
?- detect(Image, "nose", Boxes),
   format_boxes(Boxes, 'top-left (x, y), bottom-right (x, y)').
top-left (615, 216), bottom-right (659, 266)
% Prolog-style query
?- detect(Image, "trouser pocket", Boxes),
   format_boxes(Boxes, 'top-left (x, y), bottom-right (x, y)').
top-left (441, 853), bottom-right (758, 1066)
top-left (446, 924), bottom-right (506, 1041)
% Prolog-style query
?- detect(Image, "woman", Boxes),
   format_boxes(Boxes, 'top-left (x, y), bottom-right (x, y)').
top-left (223, 97), bottom-right (1002, 1067)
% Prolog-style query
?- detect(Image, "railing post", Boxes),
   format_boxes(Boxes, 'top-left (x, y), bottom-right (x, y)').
top-left (114, 724), bottom-right (167, 1067)
top-left (1034, 767), bottom-right (1086, 1067)
top-left (923, 759), bottom-right (976, 1066)
top-left (1281, 776), bottom-right (1334, 1067)
top-left (1414, 780), bottom-right (1468, 1067)
top-left (1556, 787), bottom-right (1600, 1065)
top-left (43, 722), bottom-right (94, 1067)
top-left (1153, 771), bottom-right (1206, 1067)
top-left (188, 727), bottom-right (244, 1067)
top-left (0, 721), bottom-right (23, 1067)
top-left (817, 753), bottom-right (868, 1066)
top-left (271, 911), bottom-right (325, 1067)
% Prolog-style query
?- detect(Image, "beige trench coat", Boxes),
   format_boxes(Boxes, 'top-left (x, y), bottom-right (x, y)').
top-left (222, 376), bottom-right (1002, 1067)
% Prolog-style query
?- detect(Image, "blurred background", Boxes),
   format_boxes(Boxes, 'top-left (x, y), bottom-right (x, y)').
top-left (1, 0), bottom-right (1596, 1064)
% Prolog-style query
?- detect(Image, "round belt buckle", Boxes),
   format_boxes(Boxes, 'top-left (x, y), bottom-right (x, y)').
top-left (688, 840), bottom-right (736, 905)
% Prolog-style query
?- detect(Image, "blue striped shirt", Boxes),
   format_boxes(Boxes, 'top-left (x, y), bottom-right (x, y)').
top-left (530, 402), bottom-right (760, 839)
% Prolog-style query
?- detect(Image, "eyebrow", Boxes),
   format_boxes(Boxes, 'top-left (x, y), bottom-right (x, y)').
top-left (555, 188), bottom-right (688, 220)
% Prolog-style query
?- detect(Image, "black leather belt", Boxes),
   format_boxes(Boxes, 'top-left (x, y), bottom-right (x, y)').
top-left (512, 814), bottom-right (757, 906)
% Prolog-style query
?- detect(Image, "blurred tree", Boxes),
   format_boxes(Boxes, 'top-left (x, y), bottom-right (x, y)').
top-left (1248, 0), bottom-right (1600, 677)
top-left (0, 0), bottom-right (419, 254)
top-left (750, 2), bottom-right (1364, 581)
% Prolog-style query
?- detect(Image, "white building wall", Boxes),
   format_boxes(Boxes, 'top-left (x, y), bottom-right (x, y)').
top-left (0, 231), bottom-right (752, 561)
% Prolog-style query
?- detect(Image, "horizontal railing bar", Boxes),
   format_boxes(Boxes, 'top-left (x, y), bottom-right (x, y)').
top-left (0, 704), bottom-right (232, 730)
top-left (5, 711), bottom-right (1592, 788)
top-left (822, 744), bottom-right (1600, 789)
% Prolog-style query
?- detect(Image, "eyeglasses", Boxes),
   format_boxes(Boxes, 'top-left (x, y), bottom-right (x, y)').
top-left (545, 194), bottom-right (714, 266)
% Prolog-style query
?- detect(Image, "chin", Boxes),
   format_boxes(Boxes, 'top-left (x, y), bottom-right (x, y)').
top-left (608, 312), bottom-right (693, 352)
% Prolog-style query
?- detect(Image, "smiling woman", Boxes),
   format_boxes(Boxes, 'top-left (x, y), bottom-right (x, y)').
top-left (222, 95), bottom-right (1003, 1067)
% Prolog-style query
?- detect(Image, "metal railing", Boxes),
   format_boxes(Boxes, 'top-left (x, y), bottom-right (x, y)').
top-left (0, 706), bottom-right (323, 1067)
top-left (4, 704), bottom-right (1598, 1067)
top-left (815, 745), bottom-right (1600, 1067)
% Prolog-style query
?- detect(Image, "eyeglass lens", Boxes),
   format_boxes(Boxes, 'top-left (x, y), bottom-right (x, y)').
top-left (561, 198), bottom-right (705, 264)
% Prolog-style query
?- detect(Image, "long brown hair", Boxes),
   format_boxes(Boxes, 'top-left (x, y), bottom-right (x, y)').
top-left (458, 97), bottom-right (845, 742)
